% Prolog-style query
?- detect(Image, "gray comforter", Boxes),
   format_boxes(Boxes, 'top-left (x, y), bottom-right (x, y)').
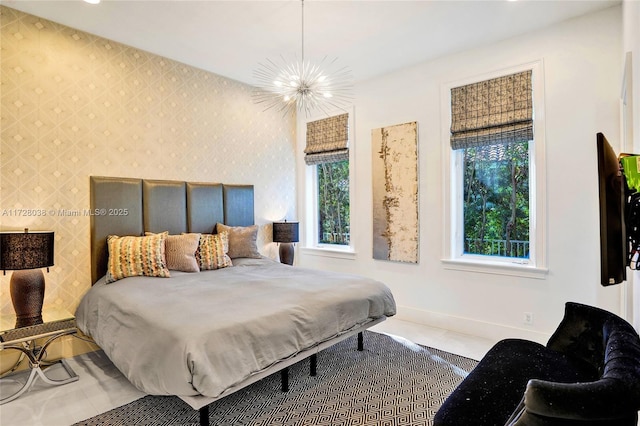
top-left (75, 258), bottom-right (396, 398)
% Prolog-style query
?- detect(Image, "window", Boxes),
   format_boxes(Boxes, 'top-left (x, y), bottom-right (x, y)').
top-left (463, 141), bottom-right (529, 259)
top-left (443, 64), bottom-right (547, 276)
top-left (317, 160), bottom-right (350, 245)
top-left (304, 112), bottom-right (353, 250)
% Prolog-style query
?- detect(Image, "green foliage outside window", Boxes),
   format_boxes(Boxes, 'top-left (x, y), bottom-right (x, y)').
top-left (463, 141), bottom-right (530, 258)
top-left (318, 160), bottom-right (350, 245)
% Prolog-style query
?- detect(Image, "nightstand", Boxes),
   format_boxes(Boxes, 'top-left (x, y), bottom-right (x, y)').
top-left (0, 307), bottom-right (79, 404)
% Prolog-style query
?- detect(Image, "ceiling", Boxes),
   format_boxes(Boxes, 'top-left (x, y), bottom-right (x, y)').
top-left (3, 0), bottom-right (620, 85)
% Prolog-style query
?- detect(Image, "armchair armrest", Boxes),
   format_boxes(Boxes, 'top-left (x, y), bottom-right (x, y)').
top-left (523, 378), bottom-right (635, 421)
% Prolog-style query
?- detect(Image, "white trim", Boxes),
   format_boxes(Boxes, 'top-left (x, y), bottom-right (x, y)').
top-left (441, 258), bottom-right (548, 279)
top-left (441, 60), bottom-right (547, 275)
top-left (621, 51), bottom-right (635, 323)
top-left (395, 305), bottom-right (551, 345)
top-left (300, 246), bottom-right (357, 260)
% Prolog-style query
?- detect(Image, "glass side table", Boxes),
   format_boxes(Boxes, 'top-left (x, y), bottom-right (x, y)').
top-left (0, 308), bottom-right (79, 404)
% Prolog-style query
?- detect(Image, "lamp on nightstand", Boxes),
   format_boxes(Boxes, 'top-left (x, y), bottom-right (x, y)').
top-left (273, 221), bottom-right (299, 265)
top-left (0, 229), bottom-right (54, 328)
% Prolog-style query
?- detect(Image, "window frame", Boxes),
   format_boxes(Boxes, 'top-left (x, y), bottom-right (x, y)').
top-left (441, 61), bottom-right (548, 278)
top-left (302, 108), bottom-right (356, 258)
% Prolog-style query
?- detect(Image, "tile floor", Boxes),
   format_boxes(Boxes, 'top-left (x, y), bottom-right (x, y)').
top-left (0, 317), bottom-right (495, 426)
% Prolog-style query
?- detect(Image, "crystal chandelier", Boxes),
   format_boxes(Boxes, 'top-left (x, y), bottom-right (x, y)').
top-left (253, 0), bottom-right (353, 116)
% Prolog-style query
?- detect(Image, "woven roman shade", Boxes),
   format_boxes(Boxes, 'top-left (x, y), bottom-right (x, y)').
top-left (450, 70), bottom-right (533, 150)
top-left (305, 113), bottom-right (349, 165)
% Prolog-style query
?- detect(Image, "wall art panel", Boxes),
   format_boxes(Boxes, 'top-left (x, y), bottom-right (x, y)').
top-left (372, 121), bottom-right (419, 263)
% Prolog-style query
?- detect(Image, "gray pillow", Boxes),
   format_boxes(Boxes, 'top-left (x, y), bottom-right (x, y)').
top-left (215, 223), bottom-right (261, 259)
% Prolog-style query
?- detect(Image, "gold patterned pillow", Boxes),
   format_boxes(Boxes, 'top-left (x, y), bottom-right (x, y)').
top-left (196, 232), bottom-right (233, 270)
top-left (215, 223), bottom-right (261, 259)
top-left (105, 232), bottom-right (170, 283)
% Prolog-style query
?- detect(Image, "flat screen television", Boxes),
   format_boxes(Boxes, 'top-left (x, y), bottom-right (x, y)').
top-left (597, 132), bottom-right (627, 286)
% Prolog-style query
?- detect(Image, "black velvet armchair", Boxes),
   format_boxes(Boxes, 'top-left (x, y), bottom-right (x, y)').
top-left (434, 302), bottom-right (640, 425)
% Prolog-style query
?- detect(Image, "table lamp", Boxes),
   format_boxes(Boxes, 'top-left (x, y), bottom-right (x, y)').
top-left (273, 221), bottom-right (299, 265)
top-left (0, 229), bottom-right (54, 328)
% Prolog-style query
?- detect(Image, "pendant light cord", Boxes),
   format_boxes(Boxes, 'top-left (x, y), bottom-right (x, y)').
top-left (301, 0), bottom-right (305, 64)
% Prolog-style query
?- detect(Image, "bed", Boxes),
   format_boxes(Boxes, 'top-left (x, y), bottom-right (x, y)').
top-left (75, 176), bottom-right (396, 425)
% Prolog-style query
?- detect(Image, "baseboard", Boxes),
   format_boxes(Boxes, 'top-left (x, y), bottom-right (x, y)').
top-left (395, 305), bottom-right (551, 345)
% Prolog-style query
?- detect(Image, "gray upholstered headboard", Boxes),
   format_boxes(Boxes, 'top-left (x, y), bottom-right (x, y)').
top-left (90, 176), bottom-right (254, 284)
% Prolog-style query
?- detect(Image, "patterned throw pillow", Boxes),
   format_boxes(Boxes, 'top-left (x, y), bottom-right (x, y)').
top-left (146, 232), bottom-right (200, 272)
top-left (106, 232), bottom-right (170, 283)
top-left (215, 223), bottom-right (261, 259)
top-left (196, 232), bottom-right (233, 270)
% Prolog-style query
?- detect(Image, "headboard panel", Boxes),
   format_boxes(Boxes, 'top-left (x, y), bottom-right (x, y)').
top-left (223, 185), bottom-right (255, 227)
top-left (143, 180), bottom-right (187, 234)
top-left (90, 176), bottom-right (145, 284)
top-left (90, 176), bottom-right (254, 284)
top-left (186, 182), bottom-right (224, 233)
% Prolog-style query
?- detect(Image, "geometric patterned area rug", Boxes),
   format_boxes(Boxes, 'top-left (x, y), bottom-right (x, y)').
top-left (74, 331), bottom-right (477, 426)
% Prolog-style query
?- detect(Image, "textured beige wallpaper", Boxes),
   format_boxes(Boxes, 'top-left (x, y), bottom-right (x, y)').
top-left (0, 6), bottom-right (297, 315)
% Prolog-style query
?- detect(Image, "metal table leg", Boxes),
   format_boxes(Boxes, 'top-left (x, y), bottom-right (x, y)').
top-left (0, 330), bottom-right (79, 405)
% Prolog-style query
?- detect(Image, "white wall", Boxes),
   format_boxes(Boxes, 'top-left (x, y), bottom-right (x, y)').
top-left (623, 1), bottom-right (640, 147)
top-left (297, 6), bottom-right (624, 343)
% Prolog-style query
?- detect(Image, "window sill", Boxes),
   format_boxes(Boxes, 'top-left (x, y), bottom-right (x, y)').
top-left (441, 258), bottom-right (548, 279)
top-left (300, 246), bottom-right (356, 260)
